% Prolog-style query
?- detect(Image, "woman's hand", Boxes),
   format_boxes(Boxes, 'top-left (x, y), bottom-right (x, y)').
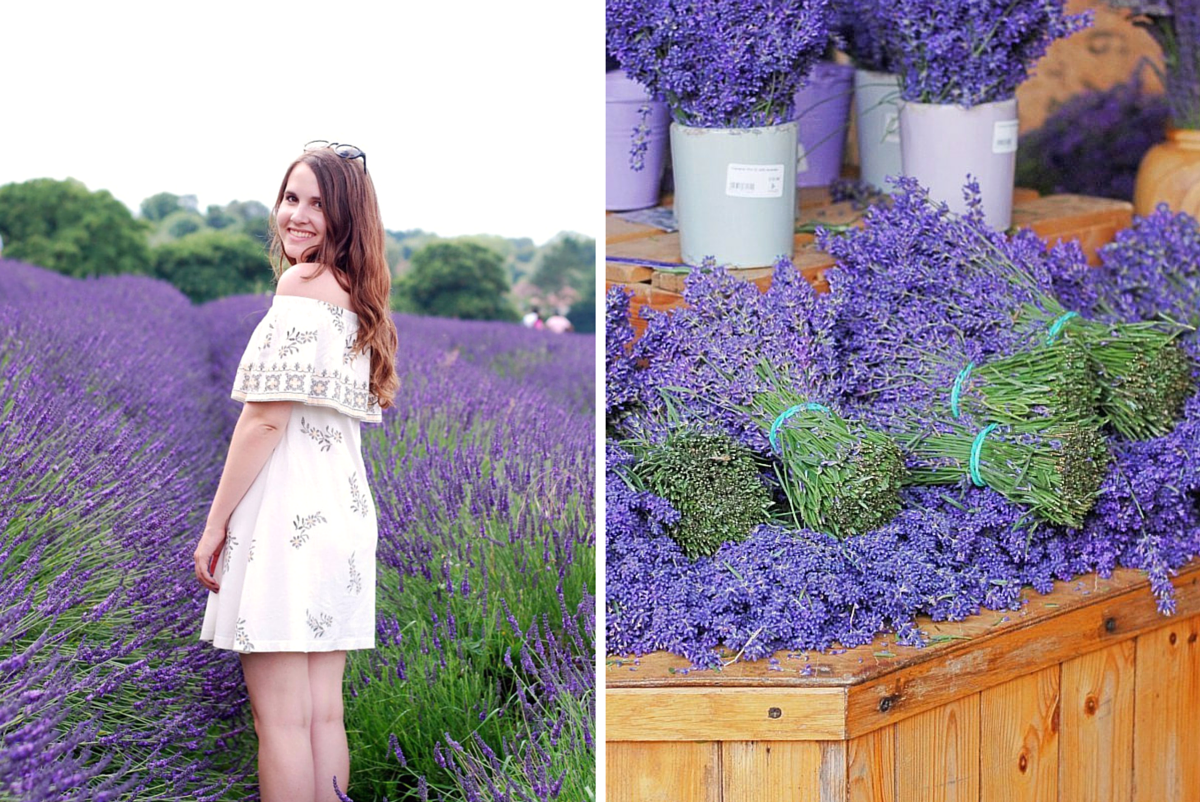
top-left (194, 524), bottom-right (227, 593)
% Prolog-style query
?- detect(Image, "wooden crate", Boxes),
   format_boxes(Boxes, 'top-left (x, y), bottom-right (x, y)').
top-left (607, 559), bottom-right (1200, 801)
top-left (606, 192), bottom-right (1133, 341)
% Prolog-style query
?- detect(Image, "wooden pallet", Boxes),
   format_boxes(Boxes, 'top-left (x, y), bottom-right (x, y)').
top-left (607, 558), bottom-right (1200, 801)
top-left (606, 191), bottom-right (1133, 341)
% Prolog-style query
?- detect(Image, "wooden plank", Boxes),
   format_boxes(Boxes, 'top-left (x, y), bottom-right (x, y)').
top-left (605, 260), bottom-right (654, 284)
top-left (979, 665), bottom-right (1060, 802)
top-left (819, 741), bottom-right (849, 802)
top-left (1011, 194), bottom-right (1133, 239)
top-left (1133, 615), bottom-right (1200, 802)
top-left (894, 695), bottom-right (980, 802)
top-left (723, 741), bottom-right (823, 802)
top-left (607, 687), bottom-right (847, 741)
top-left (845, 566), bottom-right (1200, 738)
top-left (1060, 639), bottom-right (1135, 802)
top-left (606, 741), bottom-right (721, 802)
top-left (848, 727), bottom-right (895, 802)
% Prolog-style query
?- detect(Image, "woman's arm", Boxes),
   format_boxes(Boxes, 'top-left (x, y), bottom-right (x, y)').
top-left (193, 400), bottom-right (293, 592)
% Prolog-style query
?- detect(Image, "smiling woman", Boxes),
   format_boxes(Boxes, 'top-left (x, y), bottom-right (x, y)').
top-left (193, 143), bottom-right (398, 802)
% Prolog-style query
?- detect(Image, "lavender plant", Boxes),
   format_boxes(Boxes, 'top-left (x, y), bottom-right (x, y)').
top-left (2, 260), bottom-right (595, 802)
top-left (1110, 1), bottom-right (1200, 129)
top-left (882, 0), bottom-right (1092, 105)
top-left (605, 0), bottom-right (833, 127)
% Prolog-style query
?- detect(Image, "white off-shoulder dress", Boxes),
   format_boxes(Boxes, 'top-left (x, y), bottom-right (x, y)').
top-left (200, 295), bottom-right (381, 652)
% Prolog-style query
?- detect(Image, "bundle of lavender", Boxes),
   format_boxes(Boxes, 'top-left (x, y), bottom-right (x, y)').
top-left (1011, 302), bottom-right (1194, 440)
top-left (955, 215), bottom-right (1195, 440)
top-left (748, 370), bottom-right (907, 538)
top-left (885, 337), bottom-right (1101, 428)
top-left (902, 418), bottom-right (1109, 528)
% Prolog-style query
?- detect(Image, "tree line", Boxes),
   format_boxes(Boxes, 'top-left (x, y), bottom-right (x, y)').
top-left (0, 178), bottom-right (595, 332)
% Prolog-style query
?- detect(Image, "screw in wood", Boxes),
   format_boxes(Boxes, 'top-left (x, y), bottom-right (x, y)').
top-left (768, 707), bottom-right (782, 719)
top-left (1105, 617), bottom-right (1117, 633)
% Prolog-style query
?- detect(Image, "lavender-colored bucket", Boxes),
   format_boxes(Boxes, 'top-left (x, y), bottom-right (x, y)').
top-left (792, 61), bottom-right (855, 188)
top-left (606, 72), bottom-right (671, 211)
top-left (900, 98), bottom-right (1019, 229)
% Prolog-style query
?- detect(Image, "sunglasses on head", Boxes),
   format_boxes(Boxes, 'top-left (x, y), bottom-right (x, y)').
top-left (304, 140), bottom-right (367, 173)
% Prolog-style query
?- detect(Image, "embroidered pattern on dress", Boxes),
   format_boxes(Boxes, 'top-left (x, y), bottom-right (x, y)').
top-left (347, 552), bottom-right (362, 595)
top-left (321, 302), bottom-right (346, 333)
top-left (247, 538), bottom-right (256, 563)
top-left (343, 333), bottom-right (358, 366)
top-left (349, 474), bottom-right (370, 517)
top-left (221, 528), bottom-right (239, 576)
top-left (278, 327), bottom-right (319, 358)
top-left (307, 609), bottom-right (333, 637)
top-left (300, 417), bottom-right (344, 452)
top-left (290, 512), bottom-right (327, 548)
top-left (235, 618), bottom-right (254, 652)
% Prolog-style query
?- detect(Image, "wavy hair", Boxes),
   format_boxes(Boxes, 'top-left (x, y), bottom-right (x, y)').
top-left (269, 148), bottom-right (399, 409)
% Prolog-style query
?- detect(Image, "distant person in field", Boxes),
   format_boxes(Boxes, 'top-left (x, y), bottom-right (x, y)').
top-left (522, 304), bottom-right (541, 328)
top-left (545, 312), bottom-right (572, 334)
top-left (193, 141), bottom-right (398, 802)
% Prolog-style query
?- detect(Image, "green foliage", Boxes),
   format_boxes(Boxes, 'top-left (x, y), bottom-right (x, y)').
top-left (140, 191), bottom-right (183, 222)
top-left (0, 178), bottom-right (151, 277)
top-left (394, 240), bottom-right (520, 322)
top-left (162, 209), bottom-right (205, 239)
top-left (205, 204), bottom-right (238, 230)
top-left (150, 229), bottom-right (272, 303)
top-left (566, 278), bottom-right (596, 334)
top-left (530, 234), bottom-right (595, 296)
top-left (632, 429), bottom-right (772, 558)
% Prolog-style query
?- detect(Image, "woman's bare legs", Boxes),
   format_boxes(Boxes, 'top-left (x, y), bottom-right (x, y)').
top-left (240, 652), bottom-right (315, 802)
top-left (308, 651), bottom-right (350, 799)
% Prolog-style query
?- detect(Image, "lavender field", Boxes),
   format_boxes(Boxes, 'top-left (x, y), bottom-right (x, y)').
top-left (0, 259), bottom-right (595, 801)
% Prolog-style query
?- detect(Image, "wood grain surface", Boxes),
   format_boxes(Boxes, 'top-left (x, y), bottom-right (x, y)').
top-left (1060, 639), bottom-right (1135, 802)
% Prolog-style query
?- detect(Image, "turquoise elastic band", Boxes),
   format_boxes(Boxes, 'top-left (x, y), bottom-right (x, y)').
top-left (769, 403), bottom-right (830, 453)
top-left (951, 362), bottom-right (974, 419)
top-left (969, 423), bottom-right (998, 488)
top-left (1045, 311), bottom-right (1078, 345)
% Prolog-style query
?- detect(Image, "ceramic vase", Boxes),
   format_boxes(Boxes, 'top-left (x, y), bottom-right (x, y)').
top-left (1133, 128), bottom-right (1200, 218)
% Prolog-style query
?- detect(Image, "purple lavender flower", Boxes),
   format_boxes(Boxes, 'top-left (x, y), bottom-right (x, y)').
top-left (884, 0), bottom-right (1093, 105)
top-left (606, 0), bottom-right (834, 127)
top-left (1111, 1), bottom-right (1200, 128)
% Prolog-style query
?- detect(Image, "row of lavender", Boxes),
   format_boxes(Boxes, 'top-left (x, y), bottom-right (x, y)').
top-left (606, 186), bottom-right (1200, 668)
top-left (0, 260), bottom-right (595, 800)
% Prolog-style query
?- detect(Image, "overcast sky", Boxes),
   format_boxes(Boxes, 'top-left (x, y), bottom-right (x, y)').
top-left (0, 1), bottom-right (600, 245)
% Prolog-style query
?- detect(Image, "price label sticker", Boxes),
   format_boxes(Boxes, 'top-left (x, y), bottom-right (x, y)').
top-left (992, 120), bottom-right (1019, 154)
top-left (726, 163), bottom-right (785, 198)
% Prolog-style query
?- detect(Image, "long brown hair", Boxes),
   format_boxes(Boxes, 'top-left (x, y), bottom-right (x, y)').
top-left (269, 148), bottom-right (399, 409)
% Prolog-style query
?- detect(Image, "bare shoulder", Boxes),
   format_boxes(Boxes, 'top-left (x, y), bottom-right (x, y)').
top-left (276, 264), bottom-right (352, 309)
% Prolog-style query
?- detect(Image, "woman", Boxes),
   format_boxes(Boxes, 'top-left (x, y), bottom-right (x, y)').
top-left (193, 142), bottom-right (398, 802)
